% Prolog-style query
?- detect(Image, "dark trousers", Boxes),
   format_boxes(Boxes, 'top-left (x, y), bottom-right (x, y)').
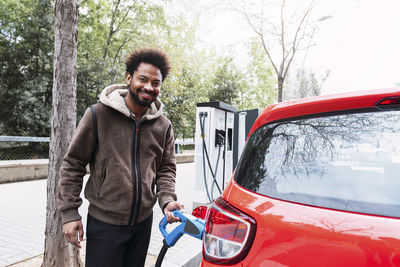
top-left (85, 212), bottom-right (153, 267)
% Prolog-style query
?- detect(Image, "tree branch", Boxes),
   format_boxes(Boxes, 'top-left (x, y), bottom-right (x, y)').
top-left (280, 0), bottom-right (286, 75)
top-left (242, 4), bottom-right (262, 36)
top-left (111, 35), bottom-right (131, 70)
top-left (113, 5), bottom-right (132, 34)
top-left (282, 0), bottom-right (315, 79)
top-left (78, 0), bottom-right (88, 8)
top-left (260, 34), bottom-right (279, 75)
top-left (238, 1), bottom-right (279, 75)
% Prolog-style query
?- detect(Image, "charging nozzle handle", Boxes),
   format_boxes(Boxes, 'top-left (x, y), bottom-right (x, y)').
top-left (159, 210), bottom-right (206, 247)
top-left (159, 215), bottom-right (169, 244)
top-left (159, 210), bottom-right (185, 247)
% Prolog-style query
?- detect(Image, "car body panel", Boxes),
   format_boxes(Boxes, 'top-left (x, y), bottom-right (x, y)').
top-left (201, 88), bottom-right (400, 266)
top-left (222, 180), bottom-right (400, 266)
top-left (250, 88), bottom-right (400, 136)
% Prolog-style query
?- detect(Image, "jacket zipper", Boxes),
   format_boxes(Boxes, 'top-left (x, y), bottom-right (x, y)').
top-left (128, 122), bottom-right (138, 225)
top-left (133, 124), bottom-right (142, 225)
top-left (127, 121), bottom-right (142, 225)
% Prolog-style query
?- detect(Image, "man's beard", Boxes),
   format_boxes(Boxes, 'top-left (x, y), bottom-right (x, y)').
top-left (129, 86), bottom-right (156, 107)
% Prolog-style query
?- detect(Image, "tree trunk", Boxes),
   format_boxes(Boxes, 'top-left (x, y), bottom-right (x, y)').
top-left (278, 77), bottom-right (284, 102)
top-left (42, 1), bottom-right (80, 266)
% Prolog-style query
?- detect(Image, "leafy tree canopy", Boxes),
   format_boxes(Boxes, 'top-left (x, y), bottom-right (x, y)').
top-left (0, 0), bottom-right (53, 136)
top-left (0, 0), bottom-right (277, 139)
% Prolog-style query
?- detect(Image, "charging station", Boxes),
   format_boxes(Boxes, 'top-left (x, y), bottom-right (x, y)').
top-left (233, 109), bottom-right (261, 167)
top-left (194, 102), bottom-right (237, 203)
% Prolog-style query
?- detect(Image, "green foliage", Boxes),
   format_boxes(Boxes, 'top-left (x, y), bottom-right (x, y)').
top-left (75, 1), bottom-right (211, 139)
top-left (76, 0), bottom-right (170, 119)
top-left (162, 67), bottom-right (204, 139)
top-left (0, 0), bottom-right (53, 136)
top-left (0, 0), bottom-right (278, 140)
top-left (179, 144), bottom-right (194, 151)
top-left (159, 15), bottom-right (210, 139)
top-left (208, 56), bottom-right (248, 106)
top-left (204, 43), bottom-right (277, 112)
top-left (237, 41), bottom-right (277, 110)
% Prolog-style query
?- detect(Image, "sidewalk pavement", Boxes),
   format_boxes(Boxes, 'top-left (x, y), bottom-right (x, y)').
top-left (0, 162), bottom-right (204, 267)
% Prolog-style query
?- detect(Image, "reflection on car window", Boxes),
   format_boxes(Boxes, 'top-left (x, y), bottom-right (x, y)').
top-left (235, 109), bottom-right (400, 218)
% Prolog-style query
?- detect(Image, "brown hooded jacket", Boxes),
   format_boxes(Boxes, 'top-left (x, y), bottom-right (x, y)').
top-left (57, 84), bottom-right (177, 225)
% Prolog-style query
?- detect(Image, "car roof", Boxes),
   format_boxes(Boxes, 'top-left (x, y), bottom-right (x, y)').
top-left (250, 87), bottom-right (400, 135)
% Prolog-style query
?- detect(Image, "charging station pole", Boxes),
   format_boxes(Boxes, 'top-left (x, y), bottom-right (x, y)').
top-left (233, 109), bottom-right (261, 167)
top-left (194, 102), bottom-right (237, 204)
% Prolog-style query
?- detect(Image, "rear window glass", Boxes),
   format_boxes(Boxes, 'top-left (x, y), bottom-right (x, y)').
top-left (235, 109), bottom-right (400, 218)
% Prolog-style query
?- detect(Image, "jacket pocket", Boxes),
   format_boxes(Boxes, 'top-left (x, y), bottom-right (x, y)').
top-left (97, 159), bottom-right (107, 198)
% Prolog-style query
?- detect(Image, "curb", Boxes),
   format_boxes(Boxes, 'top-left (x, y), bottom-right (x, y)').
top-left (0, 154), bottom-right (194, 184)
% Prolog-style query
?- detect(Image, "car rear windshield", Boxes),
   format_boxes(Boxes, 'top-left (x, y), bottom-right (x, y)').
top-left (235, 108), bottom-right (400, 218)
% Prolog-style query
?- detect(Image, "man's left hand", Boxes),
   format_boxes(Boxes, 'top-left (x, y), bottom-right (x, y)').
top-left (163, 201), bottom-right (184, 223)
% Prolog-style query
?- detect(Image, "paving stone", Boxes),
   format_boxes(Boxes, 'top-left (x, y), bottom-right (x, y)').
top-left (0, 162), bottom-right (202, 267)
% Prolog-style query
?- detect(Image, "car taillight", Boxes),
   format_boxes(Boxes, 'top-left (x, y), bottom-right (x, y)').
top-left (203, 197), bottom-right (256, 265)
top-left (192, 205), bottom-right (208, 220)
top-left (376, 96), bottom-right (400, 106)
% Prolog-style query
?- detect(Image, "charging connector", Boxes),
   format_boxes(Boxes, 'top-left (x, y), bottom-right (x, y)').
top-left (215, 129), bottom-right (225, 147)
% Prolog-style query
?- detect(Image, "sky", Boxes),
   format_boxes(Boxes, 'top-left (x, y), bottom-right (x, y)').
top-left (307, 0), bottom-right (400, 94)
top-left (166, 0), bottom-right (400, 95)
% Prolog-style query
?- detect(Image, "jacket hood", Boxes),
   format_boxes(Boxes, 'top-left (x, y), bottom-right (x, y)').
top-left (99, 84), bottom-right (163, 121)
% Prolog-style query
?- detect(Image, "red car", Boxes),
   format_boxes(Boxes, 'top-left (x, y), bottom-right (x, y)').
top-left (201, 89), bottom-right (400, 266)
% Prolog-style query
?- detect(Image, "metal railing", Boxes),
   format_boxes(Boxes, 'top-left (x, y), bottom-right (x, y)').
top-left (0, 136), bottom-right (194, 160)
top-left (174, 139), bottom-right (195, 154)
top-left (0, 136), bottom-right (50, 160)
top-left (0, 136), bottom-right (50, 142)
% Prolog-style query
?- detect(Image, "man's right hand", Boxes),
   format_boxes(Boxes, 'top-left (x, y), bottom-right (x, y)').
top-left (62, 220), bottom-right (84, 248)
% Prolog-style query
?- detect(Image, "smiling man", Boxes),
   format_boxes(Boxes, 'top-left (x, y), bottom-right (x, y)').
top-left (57, 48), bottom-right (183, 267)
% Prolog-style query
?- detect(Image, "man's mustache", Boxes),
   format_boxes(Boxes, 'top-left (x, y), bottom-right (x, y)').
top-left (137, 88), bottom-right (156, 97)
